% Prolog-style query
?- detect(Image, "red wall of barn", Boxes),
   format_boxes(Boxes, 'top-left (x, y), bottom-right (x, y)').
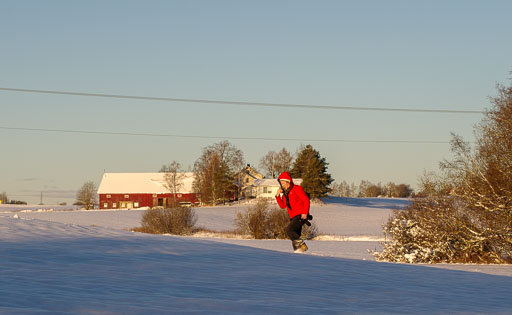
top-left (99, 193), bottom-right (199, 209)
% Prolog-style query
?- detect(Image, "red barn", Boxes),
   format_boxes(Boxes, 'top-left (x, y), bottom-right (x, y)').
top-left (97, 172), bottom-right (199, 209)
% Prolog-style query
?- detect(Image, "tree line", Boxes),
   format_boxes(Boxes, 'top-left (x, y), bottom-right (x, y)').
top-left (188, 142), bottom-right (333, 205)
top-left (66, 141), bottom-right (417, 207)
top-left (73, 142), bottom-right (333, 208)
top-left (330, 180), bottom-right (414, 198)
top-left (0, 192), bottom-right (28, 205)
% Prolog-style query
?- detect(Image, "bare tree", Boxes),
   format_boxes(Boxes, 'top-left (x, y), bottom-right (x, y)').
top-left (275, 148), bottom-right (293, 175)
top-left (232, 153), bottom-right (246, 203)
top-left (376, 76), bottom-right (512, 264)
top-left (0, 192), bottom-right (8, 204)
top-left (330, 181), bottom-right (352, 197)
top-left (208, 140), bottom-right (244, 172)
top-left (395, 184), bottom-right (413, 198)
top-left (76, 181), bottom-right (97, 210)
top-left (350, 182), bottom-right (358, 198)
top-left (259, 148), bottom-right (293, 178)
top-left (259, 150), bottom-right (278, 178)
top-left (161, 160), bottom-right (185, 207)
top-left (338, 181), bottom-right (355, 197)
top-left (357, 180), bottom-right (371, 197)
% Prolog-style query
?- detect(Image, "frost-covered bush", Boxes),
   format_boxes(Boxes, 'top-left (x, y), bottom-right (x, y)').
top-left (376, 180), bottom-right (512, 263)
top-left (376, 78), bottom-right (512, 264)
top-left (375, 197), bottom-right (468, 263)
top-left (140, 207), bottom-right (197, 235)
top-left (376, 194), bottom-right (512, 264)
top-left (235, 199), bottom-right (318, 240)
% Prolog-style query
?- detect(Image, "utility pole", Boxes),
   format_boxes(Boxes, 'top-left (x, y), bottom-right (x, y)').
top-left (40, 192), bottom-right (43, 205)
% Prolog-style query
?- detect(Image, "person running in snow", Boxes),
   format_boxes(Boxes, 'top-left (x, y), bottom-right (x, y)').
top-left (275, 171), bottom-right (311, 253)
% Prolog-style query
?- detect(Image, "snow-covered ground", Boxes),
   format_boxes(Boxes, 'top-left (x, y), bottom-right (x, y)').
top-left (2, 198), bottom-right (512, 314)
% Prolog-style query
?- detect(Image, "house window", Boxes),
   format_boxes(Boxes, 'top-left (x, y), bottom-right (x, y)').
top-left (113, 203), bottom-right (117, 208)
top-left (246, 178), bottom-right (250, 183)
top-left (103, 203), bottom-right (108, 208)
top-left (263, 187), bottom-right (268, 194)
top-left (134, 202), bottom-right (139, 208)
top-left (106, 195), bottom-right (111, 198)
top-left (124, 195), bottom-right (129, 199)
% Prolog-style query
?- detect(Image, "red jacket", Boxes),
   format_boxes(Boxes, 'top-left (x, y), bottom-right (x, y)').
top-left (275, 172), bottom-right (310, 219)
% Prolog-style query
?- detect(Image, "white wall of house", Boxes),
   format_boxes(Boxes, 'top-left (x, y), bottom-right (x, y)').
top-left (250, 178), bottom-right (303, 199)
top-left (254, 185), bottom-right (280, 199)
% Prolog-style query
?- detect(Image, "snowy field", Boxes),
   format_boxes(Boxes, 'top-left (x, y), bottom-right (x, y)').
top-left (2, 198), bottom-right (512, 314)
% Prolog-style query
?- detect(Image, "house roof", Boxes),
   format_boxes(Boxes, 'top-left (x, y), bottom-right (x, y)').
top-left (253, 178), bottom-right (303, 187)
top-left (235, 166), bottom-right (264, 180)
top-left (97, 172), bottom-right (195, 194)
top-left (244, 166), bottom-right (264, 179)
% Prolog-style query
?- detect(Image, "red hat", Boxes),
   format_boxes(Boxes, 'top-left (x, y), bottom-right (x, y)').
top-left (277, 172), bottom-right (294, 184)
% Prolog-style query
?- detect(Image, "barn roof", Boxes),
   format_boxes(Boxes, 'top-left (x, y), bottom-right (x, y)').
top-left (97, 172), bottom-right (195, 194)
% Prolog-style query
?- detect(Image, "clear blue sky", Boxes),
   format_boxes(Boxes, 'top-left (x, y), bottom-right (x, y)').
top-left (1, 1), bottom-right (511, 204)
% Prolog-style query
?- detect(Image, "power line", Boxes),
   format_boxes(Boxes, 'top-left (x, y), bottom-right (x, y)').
top-left (0, 87), bottom-right (485, 114)
top-left (0, 126), bottom-right (453, 144)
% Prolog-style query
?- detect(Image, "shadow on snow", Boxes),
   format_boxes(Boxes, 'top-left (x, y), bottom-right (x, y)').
top-left (2, 223), bottom-right (511, 314)
top-left (322, 196), bottom-right (412, 210)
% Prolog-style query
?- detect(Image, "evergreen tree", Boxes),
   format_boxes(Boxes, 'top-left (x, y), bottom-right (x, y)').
top-left (290, 145), bottom-right (333, 199)
top-left (213, 160), bottom-right (234, 204)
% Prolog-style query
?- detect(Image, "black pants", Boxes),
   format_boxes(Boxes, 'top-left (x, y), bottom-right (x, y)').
top-left (286, 215), bottom-right (304, 241)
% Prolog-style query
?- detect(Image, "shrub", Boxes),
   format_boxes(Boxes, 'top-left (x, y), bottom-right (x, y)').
top-left (374, 197), bottom-right (464, 263)
top-left (374, 195), bottom-right (512, 264)
top-left (374, 78), bottom-right (512, 264)
top-left (140, 206), bottom-right (197, 235)
top-left (301, 219), bottom-right (319, 240)
top-left (235, 199), bottom-right (318, 240)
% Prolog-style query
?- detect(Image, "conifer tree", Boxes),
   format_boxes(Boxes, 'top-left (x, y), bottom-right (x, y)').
top-left (290, 145), bottom-right (333, 199)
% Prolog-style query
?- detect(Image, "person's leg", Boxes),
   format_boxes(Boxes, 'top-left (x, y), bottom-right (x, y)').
top-left (286, 215), bottom-right (303, 241)
top-left (286, 216), bottom-right (305, 251)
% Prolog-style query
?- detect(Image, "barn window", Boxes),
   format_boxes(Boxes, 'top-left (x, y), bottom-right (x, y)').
top-left (177, 194), bottom-right (182, 198)
top-left (113, 203), bottom-right (117, 208)
top-left (152, 194), bottom-right (157, 197)
top-left (124, 195), bottom-right (129, 199)
top-left (103, 203), bottom-right (108, 208)
top-left (106, 195), bottom-right (111, 198)
top-left (134, 202), bottom-right (139, 208)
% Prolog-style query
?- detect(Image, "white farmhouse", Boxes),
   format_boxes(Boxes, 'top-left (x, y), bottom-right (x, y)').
top-left (249, 178), bottom-right (303, 199)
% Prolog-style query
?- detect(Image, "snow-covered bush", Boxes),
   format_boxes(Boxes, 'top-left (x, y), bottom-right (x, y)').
top-left (375, 197), bottom-right (468, 263)
top-left (376, 79), bottom-right (512, 264)
top-left (375, 195), bottom-right (511, 264)
top-left (140, 206), bottom-right (197, 235)
top-left (235, 199), bottom-right (318, 240)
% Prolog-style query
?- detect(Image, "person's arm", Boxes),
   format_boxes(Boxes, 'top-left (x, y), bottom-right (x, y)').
top-left (275, 188), bottom-right (286, 209)
top-left (297, 188), bottom-right (310, 219)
